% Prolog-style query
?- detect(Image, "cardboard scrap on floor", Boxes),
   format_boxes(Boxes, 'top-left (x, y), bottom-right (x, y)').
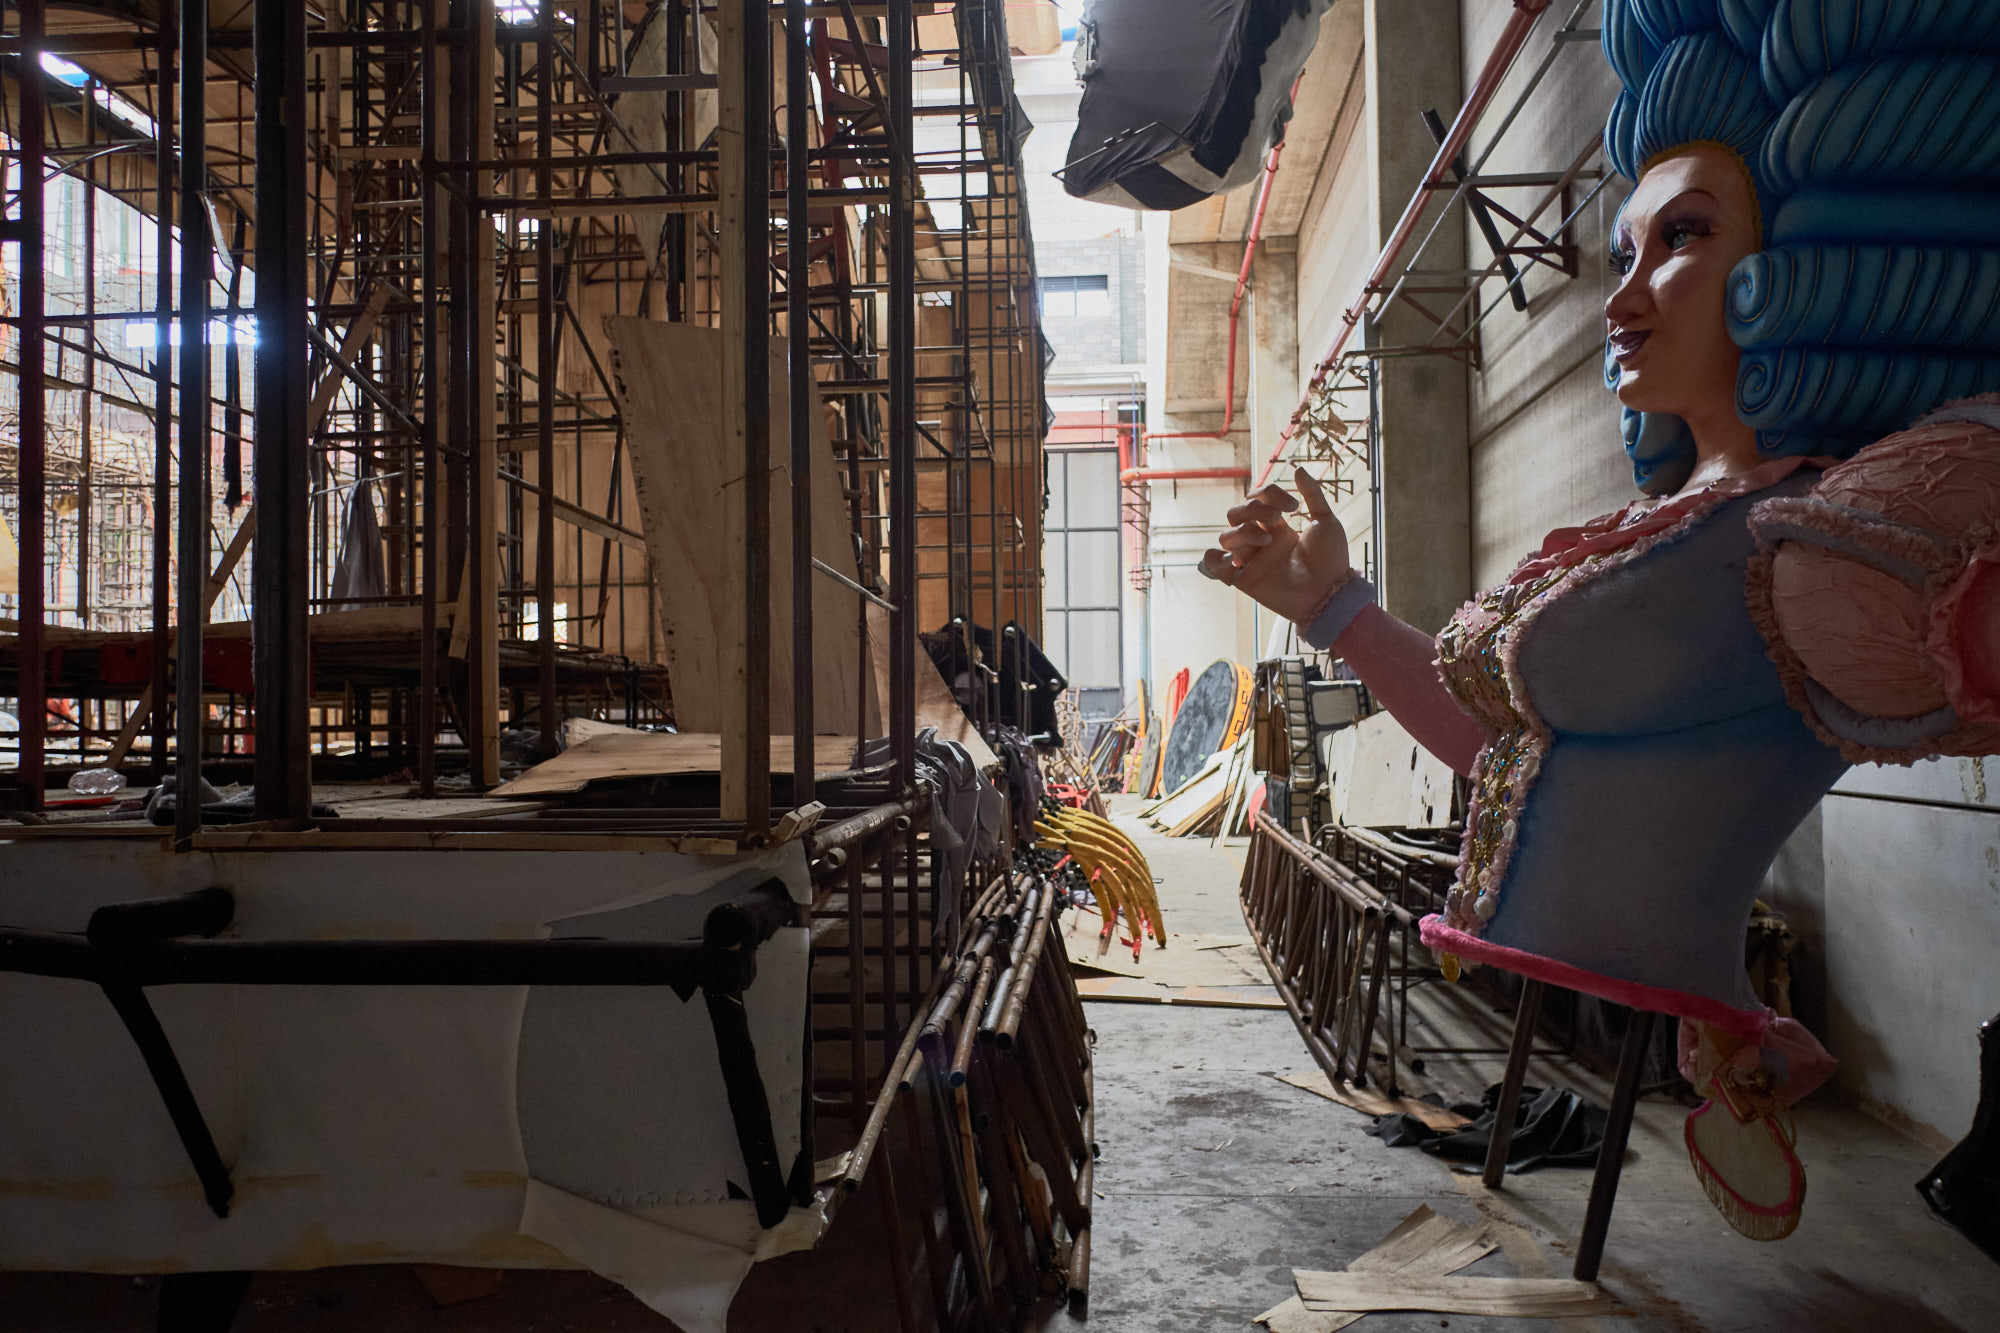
top-left (1064, 936), bottom-right (1146, 978)
top-left (1063, 909), bottom-right (1272, 988)
top-left (1256, 1204), bottom-right (1497, 1333)
top-left (1273, 1070), bottom-right (1471, 1133)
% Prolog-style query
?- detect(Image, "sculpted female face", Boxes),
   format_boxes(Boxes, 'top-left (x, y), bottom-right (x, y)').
top-left (1604, 145), bottom-right (1761, 429)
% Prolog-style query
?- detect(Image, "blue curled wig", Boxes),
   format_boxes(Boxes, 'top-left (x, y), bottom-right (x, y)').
top-left (1600, 0), bottom-right (2000, 493)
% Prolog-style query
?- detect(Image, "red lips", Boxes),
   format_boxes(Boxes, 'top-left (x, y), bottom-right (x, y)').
top-left (1609, 327), bottom-right (1651, 366)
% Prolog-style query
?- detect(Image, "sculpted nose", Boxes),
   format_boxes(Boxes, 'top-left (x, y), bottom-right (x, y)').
top-left (1604, 263), bottom-right (1647, 330)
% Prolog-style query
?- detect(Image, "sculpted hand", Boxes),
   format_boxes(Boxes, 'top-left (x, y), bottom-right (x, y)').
top-left (1199, 466), bottom-right (1353, 623)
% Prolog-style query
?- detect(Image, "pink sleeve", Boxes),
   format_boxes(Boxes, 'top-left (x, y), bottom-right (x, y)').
top-left (1330, 603), bottom-right (1491, 776)
top-left (1746, 414), bottom-right (2000, 764)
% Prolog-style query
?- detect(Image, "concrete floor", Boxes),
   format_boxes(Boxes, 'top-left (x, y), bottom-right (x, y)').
top-left (1048, 803), bottom-right (2000, 1333)
top-left (8, 803), bottom-right (2000, 1332)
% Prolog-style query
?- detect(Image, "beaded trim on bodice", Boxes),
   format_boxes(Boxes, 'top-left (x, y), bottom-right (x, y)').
top-left (1431, 458), bottom-right (1825, 939)
top-left (1436, 565), bottom-right (1582, 931)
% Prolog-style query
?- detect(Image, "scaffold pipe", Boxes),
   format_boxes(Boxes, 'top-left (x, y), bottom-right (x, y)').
top-left (1117, 467), bottom-right (1252, 483)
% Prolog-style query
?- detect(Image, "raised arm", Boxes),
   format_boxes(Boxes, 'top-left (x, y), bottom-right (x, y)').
top-left (1201, 467), bottom-right (1490, 775)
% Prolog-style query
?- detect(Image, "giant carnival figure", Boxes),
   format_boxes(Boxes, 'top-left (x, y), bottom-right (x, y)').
top-left (1205, 0), bottom-right (2000, 1241)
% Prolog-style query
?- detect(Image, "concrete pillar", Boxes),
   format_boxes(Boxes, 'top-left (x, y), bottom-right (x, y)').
top-left (1364, 0), bottom-right (1470, 633)
top-left (1249, 243), bottom-right (1300, 478)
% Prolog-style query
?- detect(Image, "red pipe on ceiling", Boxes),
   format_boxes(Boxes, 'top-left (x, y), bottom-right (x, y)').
top-left (1118, 466), bottom-right (1252, 482)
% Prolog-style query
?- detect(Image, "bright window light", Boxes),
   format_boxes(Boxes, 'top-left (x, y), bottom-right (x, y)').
top-left (94, 86), bottom-right (156, 137)
top-left (521, 601), bottom-right (571, 643)
top-left (39, 53), bottom-right (89, 87)
top-left (498, 3), bottom-right (573, 23)
top-left (1041, 274), bottom-right (1110, 318)
top-left (124, 317), bottom-right (260, 349)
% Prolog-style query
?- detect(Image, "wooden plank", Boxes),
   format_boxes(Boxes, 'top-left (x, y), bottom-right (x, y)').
top-left (1256, 1206), bottom-right (1497, 1333)
top-left (602, 318), bottom-right (870, 738)
top-left (1292, 1274), bottom-right (1625, 1317)
top-left (489, 729), bottom-right (862, 798)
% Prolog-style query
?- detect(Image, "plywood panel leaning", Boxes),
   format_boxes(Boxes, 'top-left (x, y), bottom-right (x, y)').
top-left (604, 318), bottom-right (874, 735)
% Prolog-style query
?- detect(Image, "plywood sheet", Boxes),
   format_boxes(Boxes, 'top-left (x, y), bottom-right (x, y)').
top-left (491, 730), bottom-right (862, 798)
top-left (1330, 710), bottom-right (1454, 830)
top-left (604, 317), bottom-right (871, 735)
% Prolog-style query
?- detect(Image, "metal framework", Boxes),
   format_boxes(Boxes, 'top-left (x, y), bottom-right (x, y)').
top-left (0, 0), bottom-right (1047, 824)
top-left (1260, 0), bottom-right (1613, 489)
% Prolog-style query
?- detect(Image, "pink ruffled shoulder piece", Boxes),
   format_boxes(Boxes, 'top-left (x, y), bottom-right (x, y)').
top-left (1746, 397), bottom-right (2000, 764)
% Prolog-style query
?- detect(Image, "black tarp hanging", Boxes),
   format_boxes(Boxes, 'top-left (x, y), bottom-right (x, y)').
top-left (1061, 0), bottom-right (1333, 210)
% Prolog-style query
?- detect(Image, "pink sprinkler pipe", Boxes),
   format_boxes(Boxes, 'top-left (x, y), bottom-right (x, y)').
top-left (1253, 0), bottom-right (1553, 488)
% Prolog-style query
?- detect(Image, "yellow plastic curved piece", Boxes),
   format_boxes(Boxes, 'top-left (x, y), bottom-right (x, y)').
top-left (1047, 811), bottom-right (1162, 931)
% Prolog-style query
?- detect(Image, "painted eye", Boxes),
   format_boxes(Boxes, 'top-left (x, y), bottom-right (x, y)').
top-left (1662, 220), bottom-right (1709, 250)
top-left (1608, 248), bottom-right (1634, 276)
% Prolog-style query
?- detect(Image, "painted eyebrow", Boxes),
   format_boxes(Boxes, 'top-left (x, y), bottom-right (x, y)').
top-left (1654, 187), bottom-right (1720, 211)
top-left (1613, 186), bottom-right (1722, 251)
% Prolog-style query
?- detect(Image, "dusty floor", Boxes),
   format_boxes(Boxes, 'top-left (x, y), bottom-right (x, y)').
top-left (1039, 803), bottom-right (2000, 1333)
top-left (7, 802), bottom-right (1998, 1331)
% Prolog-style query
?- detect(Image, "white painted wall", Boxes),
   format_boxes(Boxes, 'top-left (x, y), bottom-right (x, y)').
top-left (1765, 761), bottom-right (2000, 1143)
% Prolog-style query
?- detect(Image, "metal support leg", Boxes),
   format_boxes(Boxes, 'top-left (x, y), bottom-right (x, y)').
top-left (1573, 1007), bottom-right (1655, 1282)
top-left (1481, 977), bottom-right (1545, 1188)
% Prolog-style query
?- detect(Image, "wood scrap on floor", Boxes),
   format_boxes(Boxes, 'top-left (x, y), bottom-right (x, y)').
top-left (1256, 1204), bottom-right (1498, 1333)
top-left (1062, 908), bottom-right (1268, 988)
top-left (1064, 937), bottom-right (1146, 978)
top-left (1294, 1273), bottom-right (1627, 1317)
top-left (1256, 1200), bottom-right (1496, 1320)
top-left (1273, 1070), bottom-right (1471, 1132)
top-left (1071, 976), bottom-right (1283, 1009)
top-left (1248, 1200), bottom-right (1576, 1320)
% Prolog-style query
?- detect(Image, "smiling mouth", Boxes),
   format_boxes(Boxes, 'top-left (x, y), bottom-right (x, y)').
top-left (1610, 329), bottom-right (1650, 365)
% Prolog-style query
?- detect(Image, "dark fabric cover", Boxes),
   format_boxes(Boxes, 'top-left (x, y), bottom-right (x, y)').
top-left (1367, 1083), bottom-right (1609, 1173)
top-left (921, 621), bottom-right (1067, 740)
top-left (1063, 0), bottom-right (1330, 209)
top-left (1918, 1011), bottom-right (2000, 1266)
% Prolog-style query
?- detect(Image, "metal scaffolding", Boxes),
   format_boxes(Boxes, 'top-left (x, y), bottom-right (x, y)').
top-left (0, 0), bottom-right (1047, 822)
